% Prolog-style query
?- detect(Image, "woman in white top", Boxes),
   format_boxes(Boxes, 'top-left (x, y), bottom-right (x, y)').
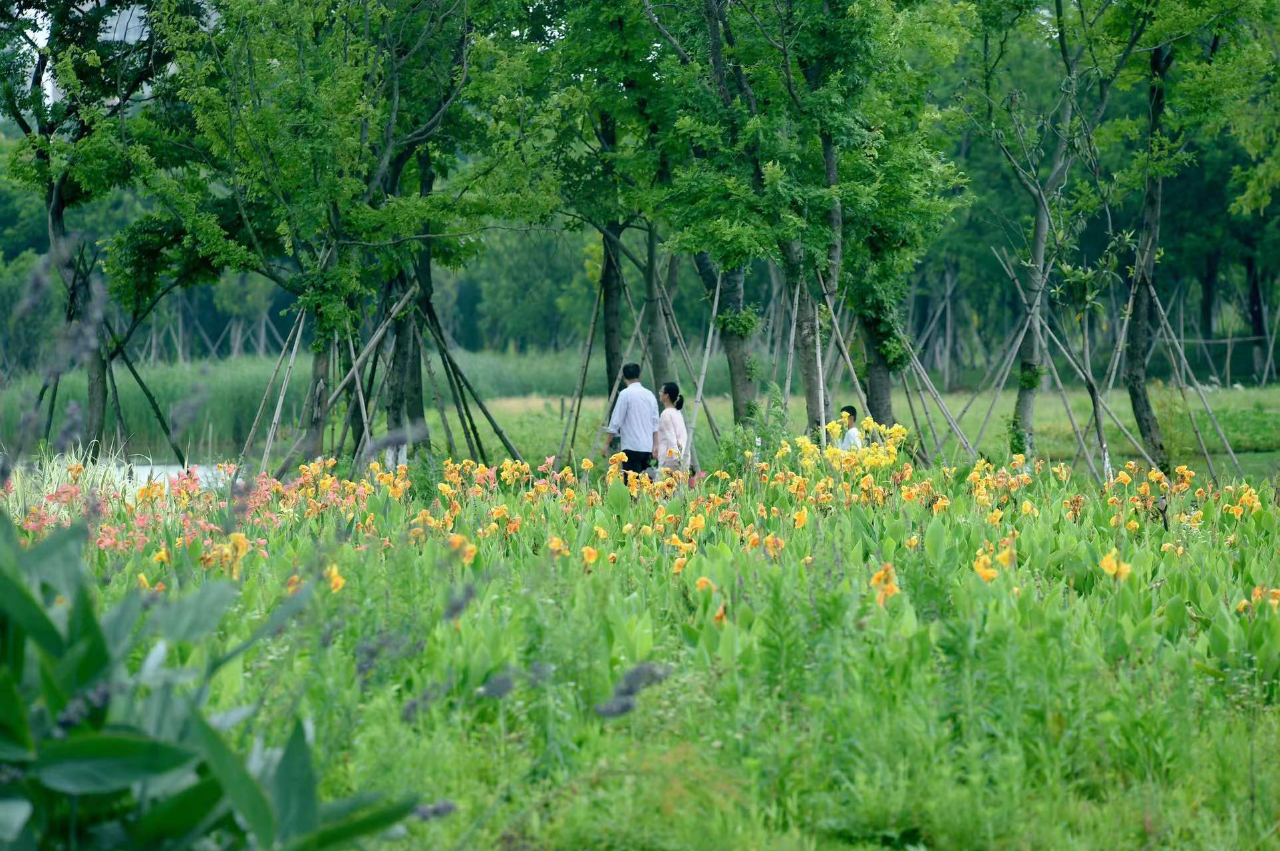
top-left (656, 382), bottom-right (690, 473)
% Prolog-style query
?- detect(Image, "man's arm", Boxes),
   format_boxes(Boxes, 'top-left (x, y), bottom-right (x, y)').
top-left (650, 397), bottom-right (660, 459)
top-left (605, 392), bottom-right (627, 453)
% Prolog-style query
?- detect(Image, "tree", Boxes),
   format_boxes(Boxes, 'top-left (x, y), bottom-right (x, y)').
top-left (1, 0), bottom-right (182, 455)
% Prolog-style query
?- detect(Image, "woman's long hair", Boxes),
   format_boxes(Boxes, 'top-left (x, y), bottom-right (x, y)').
top-left (661, 382), bottom-right (684, 411)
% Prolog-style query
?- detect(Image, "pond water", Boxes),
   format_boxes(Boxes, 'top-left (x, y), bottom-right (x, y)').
top-left (113, 462), bottom-right (230, 489)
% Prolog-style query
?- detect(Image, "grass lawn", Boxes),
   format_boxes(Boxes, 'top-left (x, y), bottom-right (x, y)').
top-left (6, 354), bottom-right (1280, 480)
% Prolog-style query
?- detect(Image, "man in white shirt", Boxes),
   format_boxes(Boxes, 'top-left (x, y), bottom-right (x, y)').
top-left (839, 405), bottom-right (864, 451)
top-left (604, 363), bottom-right (660, 475)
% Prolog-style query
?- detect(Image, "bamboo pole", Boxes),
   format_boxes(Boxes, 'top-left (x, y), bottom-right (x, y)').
top-left (899, 372), bottom-right (930, 465)
top-left (909, 369), bottom-right (941, 460)
top-left (657, 274), bottom-right (722, 442)
top-left (416, 317), bottom-right (455, 457)
top-left (1040, 322), bottom-right (1162, 470)
top-left (324, 285), bottom-right (418, 410)
top-left (781, 282), bottom-right (801, 416)
top-left (557, 281), bottom-right (605, 466)
top-left (815, 301), bottom-right (827, 447)
top-left (347, 334), bottom-right (373, 460)
top-left (235, 309), bottom-right (304, 474)
top-left (686, 274), bottom-right (722, 461)
top-left (590, 304), bottom-right (649, 460)
top-left (1147, 280), bottom-right (1243, 479)
top-left (814, 270), bottom-right (871, 418)
top-left (1034, 318), bottom-right (1102, 484)
top-left (118, 347), bottom-right (186, 468)
top-left (261, 310), bottom-right (306, 473)
top-left (905, 345), bottom-right (977, 458)
top-left (425, 309), bottom-right (489, 464)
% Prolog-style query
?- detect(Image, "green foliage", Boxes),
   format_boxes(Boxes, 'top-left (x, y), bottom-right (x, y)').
top-left (0, 520), bottom-right (419, 849)
top-left (1006, 412), bottom-right (1026, 455)
top-left (716, 306), bottom-right (761, 339)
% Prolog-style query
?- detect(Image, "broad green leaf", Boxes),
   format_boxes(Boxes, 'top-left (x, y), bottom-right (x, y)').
top-left (153, 582), bottom-right (238, 644)
top-left (924, 516), bottom-right (945, 565)
top-left (190, 713), bottom-right (275, 848)
top-left (34, 732), bottom-right (197, 794)
top-left (607, 480), bottom-right (629, 518)
top-left (0, 796), bottom-right (32, 843)
top-left (0, 571), bottom-right (64, 656)
top-left (64, 587), bottom-right (110, 690)
top-left (0, 671), bottom-right (33, 761)
top-left (272, 721), bottom-right (318, 842)
top-left (100, 592), bottom-right (144, 660)
top-left (131, 777), bottom-right (225, 846)
top-left (18, 525), bottom-right (85, 600)
top-left (280, 796), bottom-right (417, 851)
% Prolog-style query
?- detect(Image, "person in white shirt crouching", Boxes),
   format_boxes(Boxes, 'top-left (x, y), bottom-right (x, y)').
top-left (839, 405), bottom-right (864, 451)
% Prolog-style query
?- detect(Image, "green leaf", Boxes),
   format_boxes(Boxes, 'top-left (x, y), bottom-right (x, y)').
top-left (0, 571), bottom-right (64, 656)
top-left (280, 796), bottom-right (418, 851)
top-left (0, 796), bottom-right (33, 843)
top-left (34, 732), bottom-right (197, 794)
top-left (153, 582), bottom-right (238, 644)
top-left (63, 587), bottom-right (110, 690)
top-left (190, 713), bottom-right (275, 848)
top-left (607, 480), bottom-right (629, 518)
top-left (272, 721), bottom-right (318, 841)
top-left (212, 583), bottom-right (312, 676)
top-left (924, 516), bottom-right (945, 565)
top-left (100, 592), bottom-right (144, 661)
top-left (0, 670), bottom-right (34, 761)
top-left (17, 525), bottom-right (85, 600)
top-left (131, 776), bottom-right (225, 846)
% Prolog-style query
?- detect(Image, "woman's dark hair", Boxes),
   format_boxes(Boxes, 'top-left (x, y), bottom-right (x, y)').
top-left (662, 382), bottom-right (684, 411)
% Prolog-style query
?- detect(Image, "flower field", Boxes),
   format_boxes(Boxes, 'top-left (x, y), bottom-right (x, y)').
top-left (7, 420), bottom-right (1280, 849)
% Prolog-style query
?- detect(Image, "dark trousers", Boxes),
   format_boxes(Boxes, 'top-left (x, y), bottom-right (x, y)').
top-left (621, 450), bottom-right (652, 474)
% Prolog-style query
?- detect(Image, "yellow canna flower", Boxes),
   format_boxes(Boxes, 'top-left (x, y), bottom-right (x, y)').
top-left (324, 565), bottom-right (346, 593)
top-left (793, 506), bottom-right (808, 529)
top-left (582, 546), bottom-right (599, 565)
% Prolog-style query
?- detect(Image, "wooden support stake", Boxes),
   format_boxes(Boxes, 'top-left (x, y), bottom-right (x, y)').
top-left (118, 347), bottom-right (186, 468)
top-left (657, 274), bottom-right (721, 442)
top-left (1147, 280), bottom-right (1243, 479)
top-left (1040, 321), bottom-right (1162, 470)
top-left (557, 281), bottom-right (605, 466)
top-left (815, 300), bottom-right (827, 448)
top-left (687, 274), bottom-right (722, 463)
top-left (815, 270), bottom-right (871, 418)
top-left (324, 285), bottom-right (418, 410)
top-left (590, 304), bottom-right (649, 460)
top-left (235, 309), bottom-right (304, 476)
top-left (261, 311), bottom-right (306, 473)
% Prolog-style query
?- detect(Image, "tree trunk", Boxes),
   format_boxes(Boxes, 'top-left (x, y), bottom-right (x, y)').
top-left (693, 252), bottom-right (755, 422)
top-left (863, 324), bottom-right (895, 427)
top-left (1123, 45), bottom-right (1173, 473)
top-left (385, 294), bottom-right (412, 453)
top-left (411, 148), bottom-right (438, 453)
top-left (794, 281), bottom-right (824, 434)
top-left (48, 186), bottom-right (107, 458)
top-left (1013, 203), bottom-right (1050, 457)
top-left (1247, 255), bottom-right (1267, 381)
top-left (600, 221), bottom-right (625, 398)
top-left (1199, 252), bottom-right (1218, 340)
top-left (300, 341), bottom-right (332, 462)
top-left (646, 227), bottom-right (674, 388)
